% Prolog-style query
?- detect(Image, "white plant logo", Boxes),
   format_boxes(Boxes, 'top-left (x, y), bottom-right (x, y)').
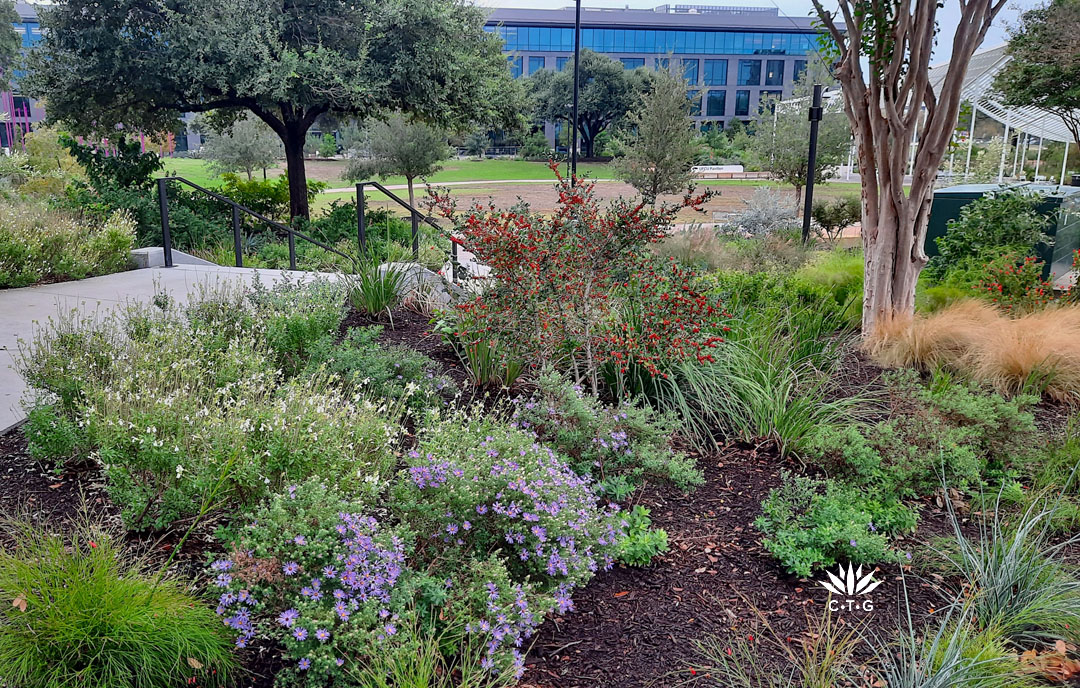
top-left (820, 563), bottom-right (882, 612)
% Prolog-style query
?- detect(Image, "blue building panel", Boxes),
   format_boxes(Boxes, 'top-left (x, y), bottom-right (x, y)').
top-left (487, 5), bottom-right (827, 132)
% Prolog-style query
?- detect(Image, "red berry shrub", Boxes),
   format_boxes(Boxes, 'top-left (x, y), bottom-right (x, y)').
top-left (430, 164), bottom-right (726, 393)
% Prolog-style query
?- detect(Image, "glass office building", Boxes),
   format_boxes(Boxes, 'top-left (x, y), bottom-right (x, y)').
top-left (485, 4), bottom-right (825, 134)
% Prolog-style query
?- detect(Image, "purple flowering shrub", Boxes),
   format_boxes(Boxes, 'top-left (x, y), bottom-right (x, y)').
top-left (209, 478), bottom-right (556, 683)
top-left (210, 479), bottom-right (415, 684)
top-left (400, 411), bottom-right (625, 591)
top-left (510, 368), bottom-right (702, 491)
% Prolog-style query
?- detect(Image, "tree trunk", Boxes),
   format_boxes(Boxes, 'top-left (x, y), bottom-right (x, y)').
top-left (407, 176), bottom-right (415, 210)
top-left (282, 130), bottom-right (310, 220)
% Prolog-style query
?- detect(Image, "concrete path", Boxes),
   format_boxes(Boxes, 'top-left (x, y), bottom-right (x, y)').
top-left (0, 264), bottom-right (336, 433)
top-left (324, 178), bottom-right (618, 194)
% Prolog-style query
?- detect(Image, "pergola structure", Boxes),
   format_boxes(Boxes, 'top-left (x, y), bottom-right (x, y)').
top-left (928, 44), bottom-right (1079, 183)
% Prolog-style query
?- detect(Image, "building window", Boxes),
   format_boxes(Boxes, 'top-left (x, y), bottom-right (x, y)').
top-left (703, 59), bottom-right (727, 86)
top-left (620, 57), bottom-right (645, 69)
top-left (735, 89), bottom-right (750, 116)
top-left (765, 60), bottom-right (784, 86)
top-left (687, 90), bottom-right (701, 116)
top-left (758, 90), bottom-right (783, 114)
top-left (557, 56), bottom-right (569, 71)
top-left (706, 90), bottom-right (726, 117)
top-left (701, 120), bottom-right (724, 132)
top-left (490, 25), bottom-right (819, 56)
top-left (682, 58), bottom-right (699, 84)
top-left (793, 59), bottom-right (808, 83)
top-left (508, 56), bottom-right (523, 78)
top-left (656, 57), bottom-right (670, 71)
top-left (737, 60), bottom-right (760, 86)
top-left (528, 56), bottom-right (546, 74)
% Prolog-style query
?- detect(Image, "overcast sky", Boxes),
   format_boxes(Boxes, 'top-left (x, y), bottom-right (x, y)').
top-left (472, 0), bottom-right (1038, 64)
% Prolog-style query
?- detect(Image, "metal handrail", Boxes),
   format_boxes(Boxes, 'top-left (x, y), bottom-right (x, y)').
top-left (156, 176), bottom-right (359, 272)
top-left (353, 180), bottom-right (462, 283)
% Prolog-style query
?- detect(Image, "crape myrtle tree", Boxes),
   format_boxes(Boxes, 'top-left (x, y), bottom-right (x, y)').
top-left (528, 49), bottom-right (645, 159)
top-left (994, 0), bottom-right (1080, 150)
top-left (24, 0), bottom-right (520, 219)
top-left (810, 0), bottom-right (1007, 335)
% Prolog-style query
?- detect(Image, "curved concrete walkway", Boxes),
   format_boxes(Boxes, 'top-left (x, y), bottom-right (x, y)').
top-left (0, 264), bottom-right (337, 433)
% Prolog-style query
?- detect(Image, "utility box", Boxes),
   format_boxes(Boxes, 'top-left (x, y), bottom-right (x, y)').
top-left (925, 183), bottom-right (1080, 285)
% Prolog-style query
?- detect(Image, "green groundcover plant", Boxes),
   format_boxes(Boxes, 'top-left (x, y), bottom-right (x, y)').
top-left (0, 516), bottom-right (234, 688)
top-left (0, 200), bottom-right (134, 288)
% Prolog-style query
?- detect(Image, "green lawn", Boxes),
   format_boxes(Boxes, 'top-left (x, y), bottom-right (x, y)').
top-left (157, 157), bottom-right (225, 188)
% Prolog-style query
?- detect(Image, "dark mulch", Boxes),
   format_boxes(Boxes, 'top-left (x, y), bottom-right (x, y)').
top-left (339, 307), bottom-right (472, 390)
top-left (522, 445), bottom-right (955, 688)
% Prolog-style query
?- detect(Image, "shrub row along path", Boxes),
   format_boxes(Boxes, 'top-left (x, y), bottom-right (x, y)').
top-left (0, 264), bottom-right (339, 433)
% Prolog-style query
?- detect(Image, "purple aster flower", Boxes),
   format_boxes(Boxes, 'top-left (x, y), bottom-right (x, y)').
top-left (293, 626), bottom-right (308, 641)
top-left (277, 609), bottom-right (300, 627)
top-left (298, 657), bottom-right (310, 670)
top-left (283, 561), bottom-right (300, 576)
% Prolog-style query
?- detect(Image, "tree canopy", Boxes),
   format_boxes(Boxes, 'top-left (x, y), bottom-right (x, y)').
top-left (24, 0), bottom-right (520, 219)
top-left (527, 49), bottom-right (645, 159)
top-left (197, 115), bottom-right (282, 181)
top-left (994, 0), bottom-right (1080, 149)
top-left (344, 114), bottom-right (453, 208)
top-left (747, 57), bottom-right (850, 211)
top-left (614, 68), bottom-right (699, 204)
top-left (0, 0), bottom-right (19, 83)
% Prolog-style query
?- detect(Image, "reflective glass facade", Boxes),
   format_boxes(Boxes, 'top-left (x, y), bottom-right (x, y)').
top-left (682, 58), bottom-right (698, 84)
top-left (737, 59), bottom-right (760, 85)
top-left (703, 59), bottom-right (727, 85)
top-left (620, 57), bottom-right (645, 69)
top-left (706, 90), bottom-right (726, 117)
top-left (735, 89), bottom-right (750, 116)
top-left (488, 26), bottom-right (817, 56)
top-left (528, 56), bottom-right (546, 74)
top-left (765, 60), bottom-right (784, 86)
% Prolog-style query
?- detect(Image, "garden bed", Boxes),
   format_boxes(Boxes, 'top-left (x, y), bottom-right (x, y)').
top-left (3, 304), bottom-right (1075, 687)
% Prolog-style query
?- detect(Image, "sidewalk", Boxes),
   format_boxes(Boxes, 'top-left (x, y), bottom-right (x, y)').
top-left (0, 264), bottom-right (333, 433)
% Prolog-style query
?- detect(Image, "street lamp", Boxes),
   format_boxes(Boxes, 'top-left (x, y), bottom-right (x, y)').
top-left (570, 0), bottom-right (581, 185)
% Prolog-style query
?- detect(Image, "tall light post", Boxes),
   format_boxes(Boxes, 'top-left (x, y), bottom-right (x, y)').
top-left (570, 0), bottom-right (581, 185)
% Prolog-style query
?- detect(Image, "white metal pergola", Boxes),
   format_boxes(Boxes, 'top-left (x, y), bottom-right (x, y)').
top-left (928, 44), bottom-right (1079, 183)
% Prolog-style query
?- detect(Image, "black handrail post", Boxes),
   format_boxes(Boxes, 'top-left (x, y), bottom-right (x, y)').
top-left (450, 240), bottom-right (459, 284)
top-left (410, 208), bottom-right (419, 262)
top-left (288, 229), bottom-right (297, 271)
top-left (801, 83), bottom-right (823, 245)
top-left (157, 178), bottom-right (174, 268)
top-left (231, 204), bottom-right (243, 268)
top-left (356, 183), bottom-right (367, 257)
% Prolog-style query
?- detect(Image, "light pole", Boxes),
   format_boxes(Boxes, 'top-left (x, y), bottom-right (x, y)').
top-left (801, 83), bottom-right (823, 244)
top-left (570, 0), bottom-right (581, 185)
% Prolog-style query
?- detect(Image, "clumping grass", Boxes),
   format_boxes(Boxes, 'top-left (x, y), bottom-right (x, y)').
top-left (0, 515), bottom-right (235, 688)
top-left (646, 304), bottom-right (866, 455)
top-left (940, 490), bottom-right (1080, 647)
top-left (344, 261), bottom-right (407, 321)
top-left (868, 299), bottom-right (1080, 401)
top-left (0, 201), bottom-right (134, 288)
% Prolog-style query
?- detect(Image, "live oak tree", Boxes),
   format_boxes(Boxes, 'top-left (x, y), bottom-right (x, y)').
top-left (528, 49), bottom-right (645, 159)
top-left (344, 113), bottom-right (453, 210)
top-left (994, 0), bottom-right (1080, 150)
top-left (614, 68), bottom-right (699, 205)
top-left (810, 0), bottom-right (1007, 334)
top-left (23, 0), bottom-right (518, 220)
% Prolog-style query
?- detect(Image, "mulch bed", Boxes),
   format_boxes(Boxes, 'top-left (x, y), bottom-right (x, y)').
top-left (2, 308), bottom-right (1077, 687)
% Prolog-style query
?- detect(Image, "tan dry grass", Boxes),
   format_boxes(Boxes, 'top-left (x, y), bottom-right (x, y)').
top-left (867, 300), bottom-right (1080, 401)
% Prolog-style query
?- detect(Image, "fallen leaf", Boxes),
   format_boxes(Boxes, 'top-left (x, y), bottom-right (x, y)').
top-left (48, 483), bottom-right (62, 489)
top-left (187, 657), bottom-right (204, 670)
top-left (12, 597), bottom-right (26, 612)
top-left (613, 591), bottom-right (629, 598)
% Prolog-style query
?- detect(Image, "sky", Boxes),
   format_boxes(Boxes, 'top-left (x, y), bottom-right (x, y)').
top-left (472, 0), bottom-right (1038, 64)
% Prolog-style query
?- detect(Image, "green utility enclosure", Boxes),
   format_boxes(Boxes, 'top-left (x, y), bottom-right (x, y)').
top-left (925, 183), bottom-right (1080, 285)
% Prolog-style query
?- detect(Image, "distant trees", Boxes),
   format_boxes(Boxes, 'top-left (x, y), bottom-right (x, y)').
top-left (198, 115), bottom-right (282, 180)
top-left (994, 0), bottom-right (1080, 150)
top-left (748, 58), bottom-right (849, 212)
top-left (344, 113), bottom-right (453, 208)
top-left (25, 0), bottom-right (518, 219)
top-left (0, 0), bottom-right (18, 84)
top-left (614, 68), bottom-right (699, 204)
top-left (527, 49), bottom-right (645, 159)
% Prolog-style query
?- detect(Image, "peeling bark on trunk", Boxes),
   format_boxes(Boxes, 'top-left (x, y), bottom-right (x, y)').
top-left (810, 0), bottom-right (1008, 336)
